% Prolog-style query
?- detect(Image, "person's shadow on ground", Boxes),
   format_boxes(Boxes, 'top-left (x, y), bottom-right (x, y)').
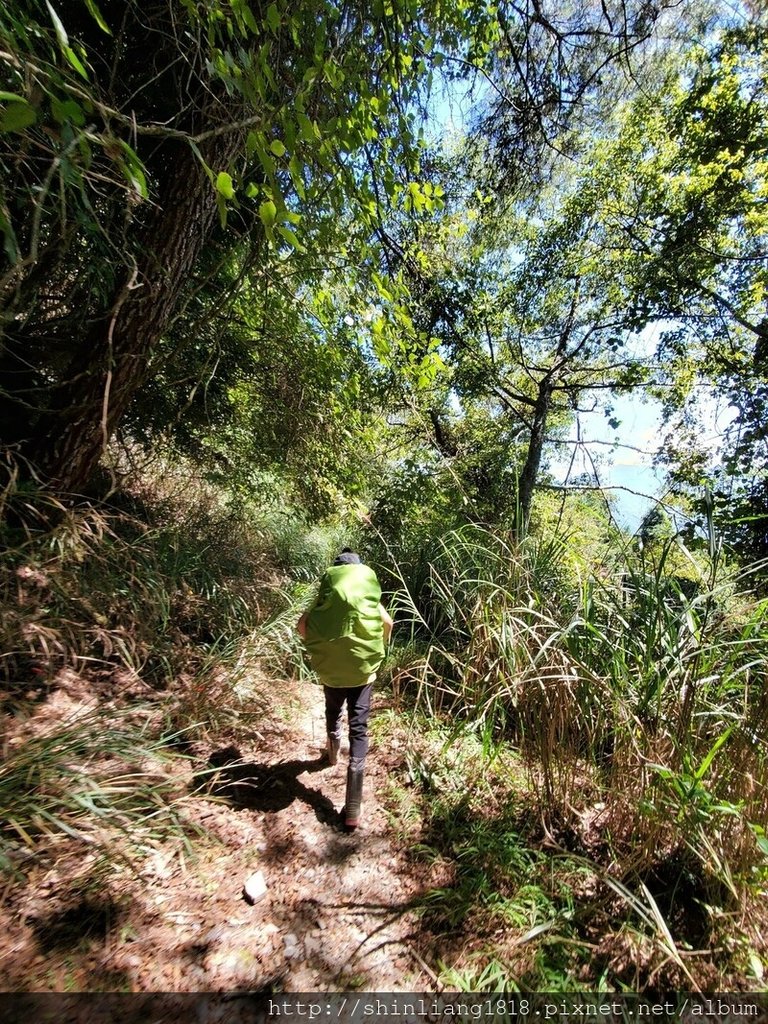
top-left (198, 746), bottom-right (343, 829)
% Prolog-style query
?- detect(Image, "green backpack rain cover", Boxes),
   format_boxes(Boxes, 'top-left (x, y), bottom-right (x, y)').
top-left (304, 563), bottom-right (385, 687)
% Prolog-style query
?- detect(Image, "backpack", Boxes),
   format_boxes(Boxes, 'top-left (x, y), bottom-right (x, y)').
top-left (303, 563), bottom-right (385, 687)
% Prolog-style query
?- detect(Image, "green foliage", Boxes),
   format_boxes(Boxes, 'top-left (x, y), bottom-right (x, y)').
top-left (368, 452), bottom-right (466, 555)
top-left (123, 242), bottom-right (390, 517)
top-left (0, 468), bottom-right (272, 693)
top-left (387, 520), bottom-right (768, 911)
top-left (371, 511), bottom-right (766, 986)
top-left (552, 23), bottom-right (768, 556)
top-left (266, 515), bottom-right (361, 583)
top-left (0, 0), bottom-right (474, 493)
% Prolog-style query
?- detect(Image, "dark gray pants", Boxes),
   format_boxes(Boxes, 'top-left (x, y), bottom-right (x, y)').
top-left (324, 683), bottom-right (372, 762)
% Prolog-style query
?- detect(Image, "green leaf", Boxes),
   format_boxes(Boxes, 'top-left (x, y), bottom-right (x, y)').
top-left (372, 272), bottom-right (393, 302)
top-left (269, 139), bottom-right (286, 157)
top-left (259, 199), bottom-right (277, 227)
top-left (0, 102), bottom-right (37, 133)
top-left (288, 155), bottom-right (305, 199)
top-left (64, 45), bottom-right (89, 79)
top-left (245, 131), bottom-right (260, 159)
top-left (694, 725), bottom-right (734, 781)
top-left (216, 171), bottom-right (235, 199)
top-left (282, 116), bottom-right (295, 151)
top-left (251, 138), bottom-right (275, 178)
top-left (0, 208), bottom-right (19, 264)
top-left (0, 91), bottom-right (28, 104)
top-left (297, 111), bottom-right (319, 142)
top-left (276, 224), bottom-right (304, 251)
top-left (83, 0), bottom-right (111, 33)
top-left (240, 3), bottom-right (258, 32)
top-left (407, 181), bottom-right (426, 212)
top-left (45, 0), bottom-right (68, 46)
top-left (216, 191), bottom-right (228, 228)
top-left (266, 3), bottom-right (280, 33)
top-left (116, 140), bottom-right (148, 198)
top-left (78, 133), bottom-right (93, 169)
top-left (188, 139), bottom-right (214, 183)
top-left (51, 97), bottom-right (85, 126)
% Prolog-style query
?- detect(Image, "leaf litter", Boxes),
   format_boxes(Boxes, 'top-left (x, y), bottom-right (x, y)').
top-left (0, 674), bottom-right (432, 992)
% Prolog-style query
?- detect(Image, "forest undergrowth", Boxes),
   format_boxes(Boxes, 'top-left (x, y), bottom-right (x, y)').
top-left (0, 462), bottom-right (766, 992)
top-left (0, 462), bottom-right (296, 875)
top-left (376, 523), bottom-right (768, 990)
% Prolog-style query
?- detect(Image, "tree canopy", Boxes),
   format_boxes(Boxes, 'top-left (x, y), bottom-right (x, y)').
top-left (0, 0), bottom-right (765, 557)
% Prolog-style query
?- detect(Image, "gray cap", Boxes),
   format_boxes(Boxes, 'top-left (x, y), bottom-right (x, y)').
top-left (333, 548), bottom-right (361, 565)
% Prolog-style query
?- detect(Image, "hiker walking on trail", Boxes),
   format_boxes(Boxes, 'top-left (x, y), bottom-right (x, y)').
top-left (297, 549), bottom-right (393, 830)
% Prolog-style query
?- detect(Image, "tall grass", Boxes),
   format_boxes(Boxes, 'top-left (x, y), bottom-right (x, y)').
top-left (389, 523), bottom-right (768, 903)
top-left (265, 512), bottom-right (361, 582)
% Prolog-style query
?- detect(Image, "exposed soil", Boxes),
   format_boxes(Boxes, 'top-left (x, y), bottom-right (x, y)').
top-left (0, 677), bottom-right (437, 992)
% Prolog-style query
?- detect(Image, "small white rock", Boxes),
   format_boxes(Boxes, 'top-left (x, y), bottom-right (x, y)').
top-left (243, 870), bottom-right (268, 904)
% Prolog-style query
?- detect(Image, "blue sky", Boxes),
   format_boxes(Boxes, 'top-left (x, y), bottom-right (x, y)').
top-left (547, 392), bottom-right (667, 533)
top-left (547, 383), bottom-right (736, 533)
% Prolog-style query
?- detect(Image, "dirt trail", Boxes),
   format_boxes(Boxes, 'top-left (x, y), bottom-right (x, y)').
top-left (2, 677), bottom-right (433, 993)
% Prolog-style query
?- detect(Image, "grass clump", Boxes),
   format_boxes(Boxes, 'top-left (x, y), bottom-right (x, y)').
top-left (1, 482), bottom-right (274, 687)
top-left (384, 523), bottom-right (768, 989)
top-left (0, 707), bottom-right (199, 877)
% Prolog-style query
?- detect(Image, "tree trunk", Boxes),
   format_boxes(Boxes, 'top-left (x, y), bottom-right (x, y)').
top-left (517, 379), bottom-right (553, 534)
top-left (516, 280), bottom-right (579, 533)
top-left (24, 130), bottom-right (239, 495)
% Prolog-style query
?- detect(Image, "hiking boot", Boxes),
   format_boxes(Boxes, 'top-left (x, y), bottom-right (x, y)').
top-left (326, 734), bottom-right (340, 766)
top-left (344, 758), bottom-right (365, 829)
